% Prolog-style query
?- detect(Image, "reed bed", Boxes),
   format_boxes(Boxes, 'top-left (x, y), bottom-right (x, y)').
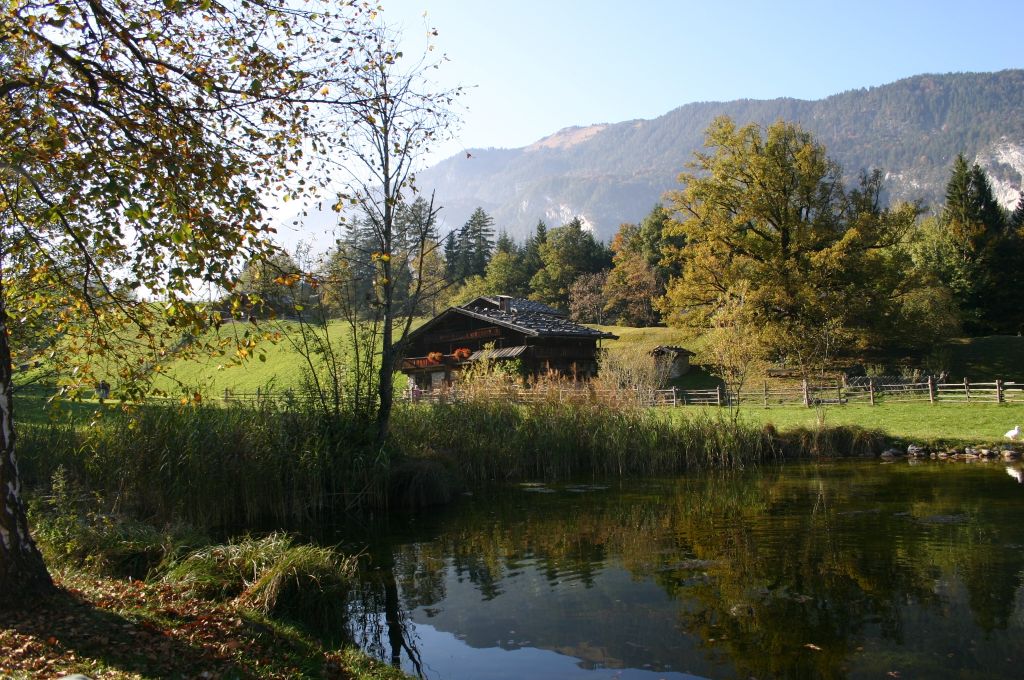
top-left (390, 394), bottom-right (779, 485)
top-left (17, 390), bottom-right (879, 526)
top-left (18, 401), bottom-right (388, 530)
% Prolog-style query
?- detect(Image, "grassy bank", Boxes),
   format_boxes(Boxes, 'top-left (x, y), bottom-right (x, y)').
top-left (18, 395), bottom-right (1012, 535)
top-left (18, 400), bottom-right (387, 529)
top-left (393, 399), bottom-right (775, 482)
top-left (683, 402), bottom-right (1024, 446)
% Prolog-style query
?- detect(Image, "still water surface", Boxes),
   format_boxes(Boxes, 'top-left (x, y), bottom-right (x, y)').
top-left (344, 461), bottom-right (1024, 679)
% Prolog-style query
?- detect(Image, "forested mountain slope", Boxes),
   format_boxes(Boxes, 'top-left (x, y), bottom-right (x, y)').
top-left (418, 70), bottom-right (1024, 241)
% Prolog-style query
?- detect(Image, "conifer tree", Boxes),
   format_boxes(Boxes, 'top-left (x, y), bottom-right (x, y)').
top-left (444, 207), bottom-right (496, 282)
top-left (465, 207), bottom-right (496, 278)
top-left (936, 154), bottom-right (1018, 332)
top-left (1010, 192), bottom-right (1024, 231)
top-left (522, 220), bottom-right (548, 282)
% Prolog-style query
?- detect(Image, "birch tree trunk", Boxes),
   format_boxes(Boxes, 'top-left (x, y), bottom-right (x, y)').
top-left (0, 273), bottom-right (53, 605)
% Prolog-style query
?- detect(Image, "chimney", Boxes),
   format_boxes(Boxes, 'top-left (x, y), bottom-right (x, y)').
top-left (498, 296), bottom-right (511, 313)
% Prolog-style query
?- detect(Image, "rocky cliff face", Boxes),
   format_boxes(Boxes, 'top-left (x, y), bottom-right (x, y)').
top-left (977, 139), bottom-right (1024, 207)
top-left (416, 71), bottom-right (1024, 241)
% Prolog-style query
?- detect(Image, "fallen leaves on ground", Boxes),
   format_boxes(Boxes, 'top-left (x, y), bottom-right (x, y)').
top-left (0, 574), bottom-right (376, 679)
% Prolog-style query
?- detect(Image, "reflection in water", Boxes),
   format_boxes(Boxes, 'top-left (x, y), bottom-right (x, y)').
top-left (343, 461), bottom-right (1024, 679)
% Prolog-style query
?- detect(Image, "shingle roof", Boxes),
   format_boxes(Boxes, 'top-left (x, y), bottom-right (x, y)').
top-left (465, 295), bottom-right (566, 317)
top-left (459, 303), bottom-right (617, 340)
top-left (652, 345), bottom-right (695, 357)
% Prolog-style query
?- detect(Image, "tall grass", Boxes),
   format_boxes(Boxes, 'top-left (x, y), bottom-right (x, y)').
top-left (28, 467), bottom-right (206, 579)
top-left (391, 396), bottom-right (777, 484)
top-left (163, 532), bottom-right (357, 640)
top-left (19, 400), bottom-right (388, 530)
top-left (18, 391), bottom-right (884, 526)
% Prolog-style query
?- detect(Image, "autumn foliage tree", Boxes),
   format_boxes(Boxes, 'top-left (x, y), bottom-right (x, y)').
top-left (660, 117), bottom-right (920, 375)
top-left (0, 0), bottom-right (384, 603)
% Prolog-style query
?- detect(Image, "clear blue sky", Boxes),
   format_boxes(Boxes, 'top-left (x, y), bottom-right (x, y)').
top-left (273, 0), bottom-right (1022, 249)
top-left (382, 0), bottom-right (1022, 162)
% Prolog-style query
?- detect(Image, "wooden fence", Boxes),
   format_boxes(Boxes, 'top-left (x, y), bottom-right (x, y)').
top-left (47, 377), bottom-right (1019, 409)
top-left (404, 376), bottom-right (1024, 408)
top-left (720, 377), bottom-right (1022, 407)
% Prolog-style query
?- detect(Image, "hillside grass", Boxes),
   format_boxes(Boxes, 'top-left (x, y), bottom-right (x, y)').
top-left (944, 335), bottom-right (1024, 381)
top-left (165, 321), bottom-right (700, 395)
top-left (151, 319), bottom-right (340, 395)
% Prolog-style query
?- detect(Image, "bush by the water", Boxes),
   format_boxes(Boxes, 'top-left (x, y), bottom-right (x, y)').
top-left (28, 467), bottom-right (206, 579)
top-left (163, 533), bottom-right (356, 639)
top-left (30, 482), bottom-right (360, 644)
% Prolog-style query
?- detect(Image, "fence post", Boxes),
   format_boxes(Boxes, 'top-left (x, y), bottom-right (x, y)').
top-left (672, 387), bottom-right (678, 407)
top-left (868, 378), bottom-right (875, 406)
top-left (223, 387), bottom-right (229, 403)
top-left (716, 385), bottom-right (722, 407)
top-left (927, 375), bottom-right (935, 404)
top-left (802, 379), bottom-right (810, 408)
top-left (837, 379), bottom-right (842, 405)
top-left (997, 379), bottom-right (1004, 403)
top-left (964, 377), bottom-right (970, 402)
top-left (763, 381), bottom-right (768, 408)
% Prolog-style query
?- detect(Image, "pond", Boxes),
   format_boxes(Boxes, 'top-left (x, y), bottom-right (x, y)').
top-left (342, 460), bottom-right (1024, 679)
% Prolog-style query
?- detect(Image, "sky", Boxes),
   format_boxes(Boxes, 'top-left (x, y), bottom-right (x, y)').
top-left (382, 0), bottom-right (1022, 161)
top-left (273, 0), bottom-right (1023, 250)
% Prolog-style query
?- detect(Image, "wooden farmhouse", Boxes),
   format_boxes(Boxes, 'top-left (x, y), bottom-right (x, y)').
top-left (400, 295), bottom-right (618, 391)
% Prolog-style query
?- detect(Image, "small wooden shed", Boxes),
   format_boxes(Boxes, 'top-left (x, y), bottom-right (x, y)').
top-left (651, 345), bottom-right (695, 378)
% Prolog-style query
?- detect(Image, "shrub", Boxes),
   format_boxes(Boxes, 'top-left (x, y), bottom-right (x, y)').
top-left (163, 533), bottom-right (357, 640)
top-left (29, 467), bottom-right (204, 579)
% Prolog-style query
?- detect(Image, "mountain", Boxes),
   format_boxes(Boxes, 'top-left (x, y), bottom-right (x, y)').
top-left (417, 70), bottom-right (1024, 242)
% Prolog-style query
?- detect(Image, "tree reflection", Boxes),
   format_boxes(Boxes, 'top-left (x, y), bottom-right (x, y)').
top-left (345, 463), bottom-right (1024, 678)
top-left (349, 547), bottom-right (425, 677)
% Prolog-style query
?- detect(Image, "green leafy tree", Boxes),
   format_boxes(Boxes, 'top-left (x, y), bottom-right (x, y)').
top-left (529, 217), bottom-right (611, 309)
top-left (414, 238), bottom-right (449, 317)
top-left (484, 250), bottom-right (531, 298)
top-left (0, 0), bottom-right (382, 600)
top-left (443, 274), bottom-right (492, 308)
